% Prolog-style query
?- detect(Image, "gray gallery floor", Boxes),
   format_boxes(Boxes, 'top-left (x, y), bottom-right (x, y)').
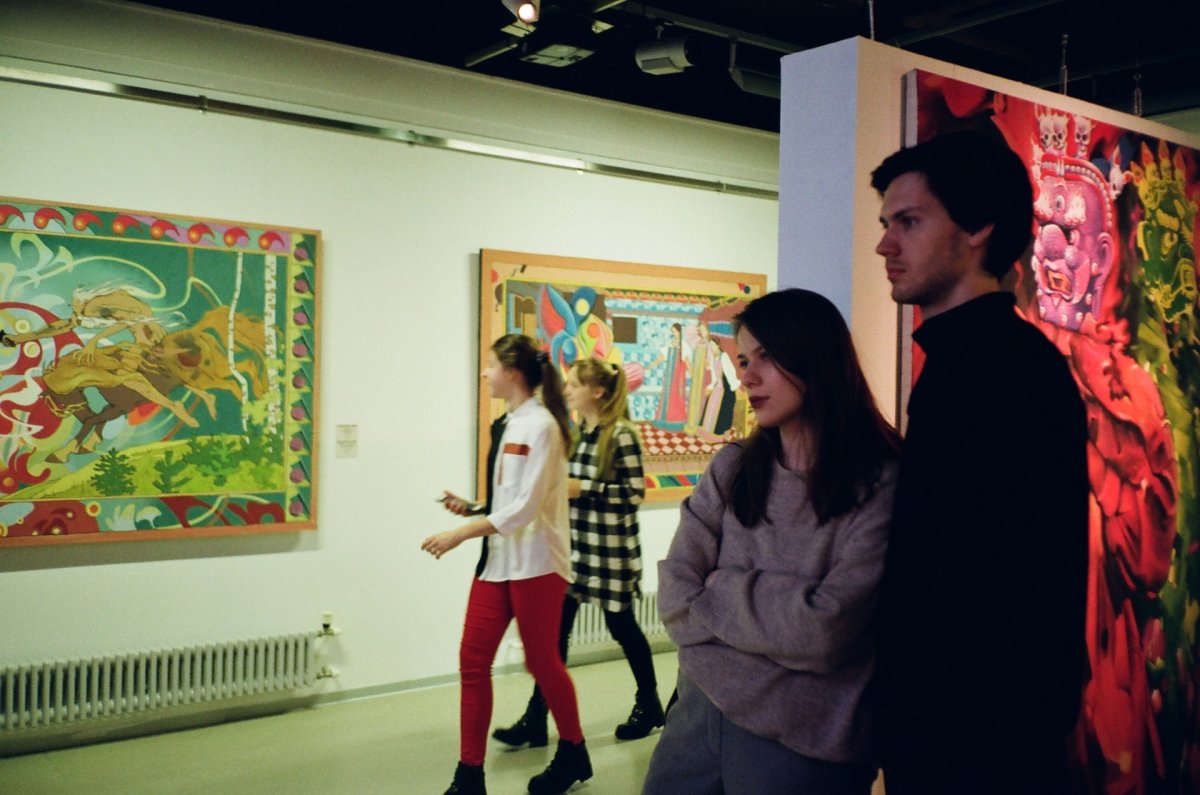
top-left (0, 653), bottom-right (681, 795)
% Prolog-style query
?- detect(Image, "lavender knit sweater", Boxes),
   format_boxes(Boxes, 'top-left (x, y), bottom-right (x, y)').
top-left (658, 442), bottom-right (897, 763)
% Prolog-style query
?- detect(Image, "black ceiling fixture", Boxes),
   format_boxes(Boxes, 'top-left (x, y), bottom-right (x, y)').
top-left (132, 1), bottom-right (1200, 133)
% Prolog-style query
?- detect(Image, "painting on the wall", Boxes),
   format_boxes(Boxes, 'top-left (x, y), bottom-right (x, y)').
top-left (0, 197), bottom-right (318, 546)
top-left (479, 249), bottom-right (766, 503)
top-left (907, 69), bottom-right (1200, 791)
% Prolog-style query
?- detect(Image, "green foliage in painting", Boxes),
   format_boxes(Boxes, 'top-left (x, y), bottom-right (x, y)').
top-left (186, 436), bottom-right (237, 488)
top-left (242, 420), bottom-right (281, 465)
top-left (91, 450), bottom-right (135, 496)
top-left (152, 449), bottom-right (191, 493)
top-left (0, 197), bottom-right (317, 544)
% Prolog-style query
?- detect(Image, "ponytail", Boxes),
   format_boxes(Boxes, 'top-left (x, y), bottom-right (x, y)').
top-left (492, 334), bottom-right (570, 456)
top-left (538, 353), bottom-right (572, 454)
top-left (570, 358), bottom-right (639, 479)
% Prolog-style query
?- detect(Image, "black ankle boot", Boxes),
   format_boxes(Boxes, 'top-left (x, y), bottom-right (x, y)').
top-left (444, 762), bottom-right (486, 795)
top-left (527, 739), bottom-right (592, 794)
top-left (615, 690), bottom-right (665, 740)
top-left (492, 693), bottom-right (548, 748)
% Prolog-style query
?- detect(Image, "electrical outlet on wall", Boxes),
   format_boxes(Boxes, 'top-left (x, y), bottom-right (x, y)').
top-left (335, 424), bottom-right (358, 458)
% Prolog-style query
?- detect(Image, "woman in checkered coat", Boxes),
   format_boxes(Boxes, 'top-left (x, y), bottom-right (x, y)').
top-left (494, 357), bottom-right (665, 747)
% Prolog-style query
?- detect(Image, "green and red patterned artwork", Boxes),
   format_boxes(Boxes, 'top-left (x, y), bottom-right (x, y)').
top-left (0, 198), bottom-right (318, 545)
top-left (909, 70), bottom-right (1200, 792)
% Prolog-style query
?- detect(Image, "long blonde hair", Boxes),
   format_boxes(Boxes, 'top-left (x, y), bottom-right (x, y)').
top-left (571, 358), bottom-right (639, 479)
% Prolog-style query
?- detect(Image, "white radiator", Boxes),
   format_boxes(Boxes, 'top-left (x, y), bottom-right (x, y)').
top-left (2, 633), bottom-right (316, 733)
top-left (569, 591), bottom-right (666, 649)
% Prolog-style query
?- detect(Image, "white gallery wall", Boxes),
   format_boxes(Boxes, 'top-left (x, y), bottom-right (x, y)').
top-left (0, 1), bottom-right (779, 699)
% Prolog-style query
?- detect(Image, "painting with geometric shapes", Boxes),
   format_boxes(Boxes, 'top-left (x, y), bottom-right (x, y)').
top-left (907, 70), bottom-right (1200, 792)
top-left (479, 249), bottom-right (765, 503)
top-left (0, 197), bottom-right (318, 546)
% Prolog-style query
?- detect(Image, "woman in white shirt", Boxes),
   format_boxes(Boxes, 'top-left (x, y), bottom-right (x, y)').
top-left (423, 333), bottom-right (591, 795)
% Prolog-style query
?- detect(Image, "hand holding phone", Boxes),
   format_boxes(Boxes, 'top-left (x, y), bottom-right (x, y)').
top-left (437, 491), bottom-right (480, 516)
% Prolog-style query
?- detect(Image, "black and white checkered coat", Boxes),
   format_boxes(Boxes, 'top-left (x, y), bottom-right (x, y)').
top-left (568, 419), bottom-right (646, 612)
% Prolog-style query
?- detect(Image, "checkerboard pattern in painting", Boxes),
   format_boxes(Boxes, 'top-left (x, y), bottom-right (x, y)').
top-left (635, 422), bottom-right (720, 457)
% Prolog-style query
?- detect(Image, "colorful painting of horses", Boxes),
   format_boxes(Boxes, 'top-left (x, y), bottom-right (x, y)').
top-left (479, 249), bottom-right (766, 503)
top-left (0, 198), bottom-right (318, 546)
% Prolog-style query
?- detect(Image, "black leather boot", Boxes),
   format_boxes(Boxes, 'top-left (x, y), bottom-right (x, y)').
top-left (492, 693), bottom-right (548, 748)
top-left (527, 739), bottom-right (592, 794)
top-left (444, 762), bottom-right (486, 795)
top-left (615, 690), bottom-right (665, 740)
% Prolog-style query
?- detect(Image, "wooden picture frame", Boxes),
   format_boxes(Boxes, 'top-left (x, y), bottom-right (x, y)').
top-left (479, 249), bottom-right (766, 503)
top-left (0, 197), bottom-right (318, 545)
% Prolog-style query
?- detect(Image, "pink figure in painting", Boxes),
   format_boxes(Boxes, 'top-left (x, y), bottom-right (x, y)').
top-left (648, 323), bottom-right (687, 431)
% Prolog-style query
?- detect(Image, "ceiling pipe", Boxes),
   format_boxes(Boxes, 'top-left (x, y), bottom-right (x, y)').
top-left (1031, 47), bottom-right (1195, 89)
top-left (888, 0), bottom-right (1067, 47)
top-left (465, 39), bottom-right (520, 68)
top-left (619, 2), bottom-right (800, 54)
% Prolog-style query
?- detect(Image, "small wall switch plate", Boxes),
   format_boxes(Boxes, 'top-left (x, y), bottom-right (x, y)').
top-left (335, 424), bottom-right (358, 458)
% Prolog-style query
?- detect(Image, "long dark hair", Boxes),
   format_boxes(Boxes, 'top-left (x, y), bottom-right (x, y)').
top-left (729, 289), bottom-right (900, 526)
top-left (492, 334), bottom-right (571, 453)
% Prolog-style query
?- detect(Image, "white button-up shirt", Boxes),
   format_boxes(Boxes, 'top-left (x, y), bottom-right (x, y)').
top-left (481, 398), bottom-right (571, 583)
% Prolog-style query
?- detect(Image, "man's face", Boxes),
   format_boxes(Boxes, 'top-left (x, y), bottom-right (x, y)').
top-left (876, 172), bottom-right (980, 317)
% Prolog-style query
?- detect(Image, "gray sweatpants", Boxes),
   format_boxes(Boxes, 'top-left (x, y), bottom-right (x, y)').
top-left (642, 672), bottom-right (875, 795)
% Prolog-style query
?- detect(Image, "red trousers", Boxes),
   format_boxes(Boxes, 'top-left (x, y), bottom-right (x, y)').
top-left (459, 573), bottom-right (583, 765)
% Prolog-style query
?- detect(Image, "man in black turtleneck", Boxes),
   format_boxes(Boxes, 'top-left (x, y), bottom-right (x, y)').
top-left (870, 132), bottom-right (1088, 794)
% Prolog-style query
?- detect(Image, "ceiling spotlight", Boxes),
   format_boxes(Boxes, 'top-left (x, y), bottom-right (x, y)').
top-left (502, 0), bottom-right (540, 23)
top-left (635, 36), bottom-right (694, 76)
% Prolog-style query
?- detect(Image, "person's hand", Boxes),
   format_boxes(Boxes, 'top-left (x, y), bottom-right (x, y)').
top-left (422, 528), bottom-right (463, 560)
top-left (439, 490), bottom-right (474, 516)
top-left (567, 478), bottom-right (583, 499)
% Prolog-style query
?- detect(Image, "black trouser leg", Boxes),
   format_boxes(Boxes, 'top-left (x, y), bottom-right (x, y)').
top-left (603, 607), bottom-right (657, 694)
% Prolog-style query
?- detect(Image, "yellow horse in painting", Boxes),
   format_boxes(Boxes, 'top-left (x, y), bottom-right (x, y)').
top-left (41, 305), bottom-right (272, 460)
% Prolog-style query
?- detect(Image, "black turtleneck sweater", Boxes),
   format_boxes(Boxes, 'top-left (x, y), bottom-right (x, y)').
top-left (877, 292), bottom-right (1088, 763)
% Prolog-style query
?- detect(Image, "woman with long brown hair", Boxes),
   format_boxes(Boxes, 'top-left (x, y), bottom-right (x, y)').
top-left (643, 289), bottom-right (900, 794)
top-left (423, 334), bottom-right (591, 795)
top-left (493, 356), bottom-right (664, 749)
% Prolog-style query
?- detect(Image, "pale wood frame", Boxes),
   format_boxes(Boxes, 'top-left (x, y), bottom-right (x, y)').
top-left (0, 196), bottom-right (319, 546)
top-left (478, 249), bottom-right (766, 504)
